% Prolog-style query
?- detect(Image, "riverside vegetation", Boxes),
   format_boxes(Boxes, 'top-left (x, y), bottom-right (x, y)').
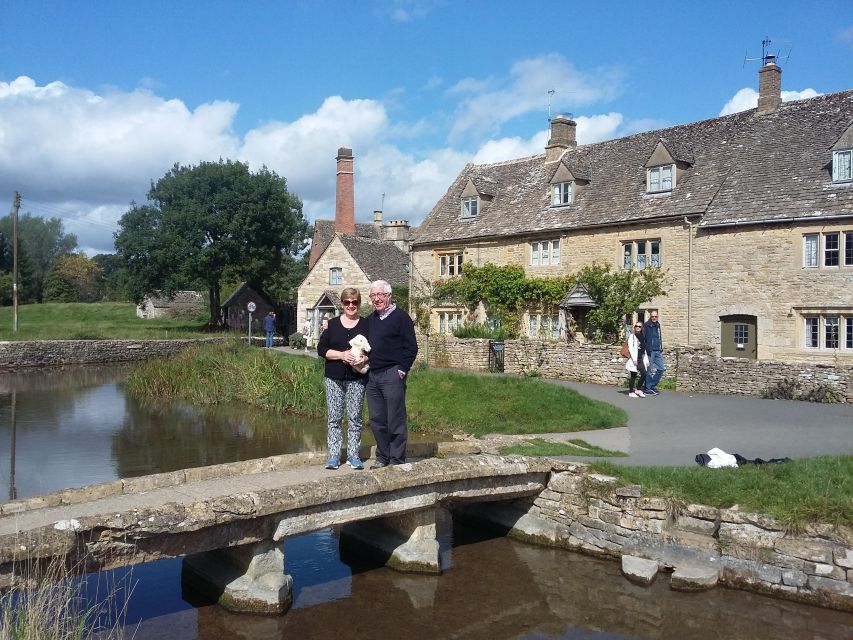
top-left (127, 341), bottom-right (627, 436)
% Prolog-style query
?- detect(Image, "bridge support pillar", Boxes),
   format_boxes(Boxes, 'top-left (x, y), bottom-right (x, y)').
top-left (341, 507), bottom-right (447, 574)
top-left (182, 540), bottom-right (293, 614)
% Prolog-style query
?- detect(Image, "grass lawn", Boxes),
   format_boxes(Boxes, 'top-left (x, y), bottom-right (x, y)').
top-left (0, 302), bottom-right (210, 340)
top-left (590, 456), bottom-right (853, 530)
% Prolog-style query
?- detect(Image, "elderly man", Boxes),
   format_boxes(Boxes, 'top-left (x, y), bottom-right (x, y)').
top-left (365, 279), bottom-right (418, 469)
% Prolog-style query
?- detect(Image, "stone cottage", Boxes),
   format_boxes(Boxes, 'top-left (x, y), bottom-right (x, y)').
top-left (411, 60), bottom-right (853, 364)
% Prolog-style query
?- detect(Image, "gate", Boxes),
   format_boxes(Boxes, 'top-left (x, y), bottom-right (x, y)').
top-left (489, 340), bottom-right (505, 373)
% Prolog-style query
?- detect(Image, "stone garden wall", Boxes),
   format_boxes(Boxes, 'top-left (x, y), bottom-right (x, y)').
top-left (417, 335), bottom-right (853, 403)
top-left (0, 339), bottom-right (219, 369)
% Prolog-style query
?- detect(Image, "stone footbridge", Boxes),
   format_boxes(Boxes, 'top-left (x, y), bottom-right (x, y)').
top-left (0, 453), bottom-right (562, 613)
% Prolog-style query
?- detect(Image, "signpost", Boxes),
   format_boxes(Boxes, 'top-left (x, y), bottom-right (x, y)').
top-left (247, 301), bottom-right (256, 342)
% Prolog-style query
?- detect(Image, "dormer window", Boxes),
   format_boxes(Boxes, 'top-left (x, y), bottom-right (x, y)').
top-left (647, 164), bottom-right (674, 193)
top-left (551, 181), bottom-right (573, 205)
top-left (329, 267), bottom-right (342, 285)
top-left (461, 196), bottom-right (478, 219)
top-left (834, 150), bottom-right (852, 183)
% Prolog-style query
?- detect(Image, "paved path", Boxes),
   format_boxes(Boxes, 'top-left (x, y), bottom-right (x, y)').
top-left (547, 381), bottom-right (853, 467)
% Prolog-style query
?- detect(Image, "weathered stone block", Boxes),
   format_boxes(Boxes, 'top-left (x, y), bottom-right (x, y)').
top-left (833, 547), bottom-right (853, 569)
top-left (614, 485), bottom-right (642, 498)
top-left (782, 569), bottom-right (808, 587)
top-left (774, 538), bottom-right (836, 564)
top-left (60, 481), bottom-right (123, 505)
top-left (675, 514), bottom-right (717, 535)
top-left (804, 561), bottom-right (846, 581)
top-left (718, 522), bottom-right (785, 546)
top-left (621, 555), bottom-right (659, 585)
top-left (123, 471), bottom-right (186, 494)
top-left (670, 565), bottom-right (719, 591)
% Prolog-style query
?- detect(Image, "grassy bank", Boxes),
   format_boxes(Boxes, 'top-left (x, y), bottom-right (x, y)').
top-left (0, 302), bottom-right (209, 340)
top-left (127, 341), bottom-right (627, 436)
top-left (590, 456), bottom-right (853, 529)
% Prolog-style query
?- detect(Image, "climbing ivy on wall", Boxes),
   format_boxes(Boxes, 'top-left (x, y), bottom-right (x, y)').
top-left (433, 261), bottom-right (666, 342)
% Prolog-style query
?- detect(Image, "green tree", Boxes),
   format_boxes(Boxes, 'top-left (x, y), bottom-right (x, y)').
top-left (0, 230), bottom-right (38, 304)
top-left (92, 253), bottom-right (127, 301)
top-left (42, 253), bottom-right (104, 303)
top-left (115, 160), bottom-right (309, 326)
top-left (574, 263), bottom-right (666, 342)
top-left (0, 213), bottom-right (78, 301)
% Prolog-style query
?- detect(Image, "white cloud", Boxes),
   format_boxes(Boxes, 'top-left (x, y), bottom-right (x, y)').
top-left (377, 0), bottom-right (444, 22)
top-left (719, 87), bottom-right (821, 116)
top-left (472, 131), bottom-right (549, 164)
top-left (448, 53), bottom-right (622, 140)
top-left (576, 113), bottom-right (624, 144)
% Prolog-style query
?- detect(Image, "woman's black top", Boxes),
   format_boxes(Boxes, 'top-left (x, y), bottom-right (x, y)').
top-left (317, 316), bottom-right (369, 380)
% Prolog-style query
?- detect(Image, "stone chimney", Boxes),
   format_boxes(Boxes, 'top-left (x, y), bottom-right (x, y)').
top-left (545, 116), bottom-right (577, 162)
top-left (373, 210), bottom-right (383, 229)
top-left (382, 219), bottom-right (411, 253)
top-left (757, 61), bottom-right (782, 115)
top-left (335, 147), bottom-right (356, 235)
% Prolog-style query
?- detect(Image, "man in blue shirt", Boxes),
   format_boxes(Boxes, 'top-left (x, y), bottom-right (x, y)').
top-left (263, 311), bottom-right (276, 348)
top-left (643, 310), bottom-right (665, 395)
top-left (365, 280), bottom-right (418, 468)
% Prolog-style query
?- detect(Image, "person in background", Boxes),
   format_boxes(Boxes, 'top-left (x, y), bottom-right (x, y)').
top-left (643, 310), bottom-right (665, 396)
top-left (365, 280), bottom-right (418, 469)
top-left (301, 318), bottom-right (312, 351)
top-left (263, 310), bottom-right (276, 348)
top-left (321, 313), bottom-right (330, 334)
top-left (626, 321), bottom-right (647, 398)
top-left (317, 288), bottom-right (369, 470)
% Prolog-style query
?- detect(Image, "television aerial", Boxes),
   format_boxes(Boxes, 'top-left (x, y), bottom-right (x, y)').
top-left (743, 37), bottom-right (791, 68)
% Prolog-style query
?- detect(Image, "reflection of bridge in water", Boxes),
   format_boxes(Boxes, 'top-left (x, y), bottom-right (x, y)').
top-left (0, 453), bottom-right (559, 613)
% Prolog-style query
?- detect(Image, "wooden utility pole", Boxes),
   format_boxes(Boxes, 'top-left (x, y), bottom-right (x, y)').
top-left (11, 191), bottom-right (21, 332)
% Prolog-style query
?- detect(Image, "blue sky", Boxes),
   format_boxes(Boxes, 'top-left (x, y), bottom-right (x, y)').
top-left (2, 1), bottom-right (851, 254)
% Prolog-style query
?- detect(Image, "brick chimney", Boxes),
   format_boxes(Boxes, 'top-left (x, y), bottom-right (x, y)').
top-left (335, 147), bottom-right (355, 235)
top-left (757, 61), bottom-right (782, 115)
top-left (545, 116), bottom-right (577, 162)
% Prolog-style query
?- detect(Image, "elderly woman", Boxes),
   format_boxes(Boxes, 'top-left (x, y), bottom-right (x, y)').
top-left (317, 288), bottom-right (369, 470)
top-left (626, 321), bottom-right (649, 398)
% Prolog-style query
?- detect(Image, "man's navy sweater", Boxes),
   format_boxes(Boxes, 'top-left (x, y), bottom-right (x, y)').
top-left (367, 307), bottom-right (418, 374)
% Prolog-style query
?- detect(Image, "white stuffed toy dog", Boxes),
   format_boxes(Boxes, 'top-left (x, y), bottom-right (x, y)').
top-left (348, 334), bottom-right (371, 374)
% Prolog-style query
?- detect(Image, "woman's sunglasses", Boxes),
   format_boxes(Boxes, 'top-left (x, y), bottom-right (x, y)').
top-left (342, 300), bottom-right (359, 307)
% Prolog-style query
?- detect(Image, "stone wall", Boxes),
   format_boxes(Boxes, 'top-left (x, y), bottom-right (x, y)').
top-left (416, 335), bottom-right (853, 403)
top-left (0, 339), bottom-right (219, 369)
top-left (459, 462), bottom-right (853, 612)
top-left (534, 468), bottom-right (853, 611)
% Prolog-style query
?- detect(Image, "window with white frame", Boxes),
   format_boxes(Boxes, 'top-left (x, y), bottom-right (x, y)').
top-left (803, 234), bottom-right (819, 267)
top-left (622, 239), bottom-right (661, 270)
top-left (647, 165), bottom-right (674, 193)
top-left (803, 231), bottom-right (853, 268)
top-left (437, 251), bottom-right (463, 277)
top-left (804, 316), bottom-right (819, 348)
top-left (803, 313), bottom-right (853, 350)
top-left (329, 267), bottom-right (342, 285)
top-left (530, 239), bottom-right (560, 267)
top-left (846, 232), bottom-right (853, 266)
top-left (528, 313), bottom-right (560, 339)
top-left (438, 311), bottom-right (463, 335)
top-left (551, 181), bottom-right (572, 205)
top-left (833, 149), bottom-right (852, 183)
top-left (825, 233), bottom-right (840, 267)
top-left (461, 196), bottom-right (478, 219)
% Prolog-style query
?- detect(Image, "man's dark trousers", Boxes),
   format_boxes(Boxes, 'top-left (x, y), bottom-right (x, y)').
top-left (366, 367), bottom-right (408, 464)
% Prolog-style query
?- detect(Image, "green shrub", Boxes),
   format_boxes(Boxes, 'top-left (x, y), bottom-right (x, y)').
top-left (288, 331), bottom-right (307, 349)
top-left (453, 322), bottom-right (508, 340)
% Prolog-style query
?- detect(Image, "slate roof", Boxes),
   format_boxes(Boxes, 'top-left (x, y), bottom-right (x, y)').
top-left (309, 219), bottom-right (379, 268)
top-left (337, 235), bottom-right (409, 286)
top-left (413, 90), bottom-right (853, 246)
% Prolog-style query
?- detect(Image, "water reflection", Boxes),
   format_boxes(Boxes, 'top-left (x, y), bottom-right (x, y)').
top-left (122, 522), bottom-right (853, 640)
top-left (0, 364), bottom-right (333, 499)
